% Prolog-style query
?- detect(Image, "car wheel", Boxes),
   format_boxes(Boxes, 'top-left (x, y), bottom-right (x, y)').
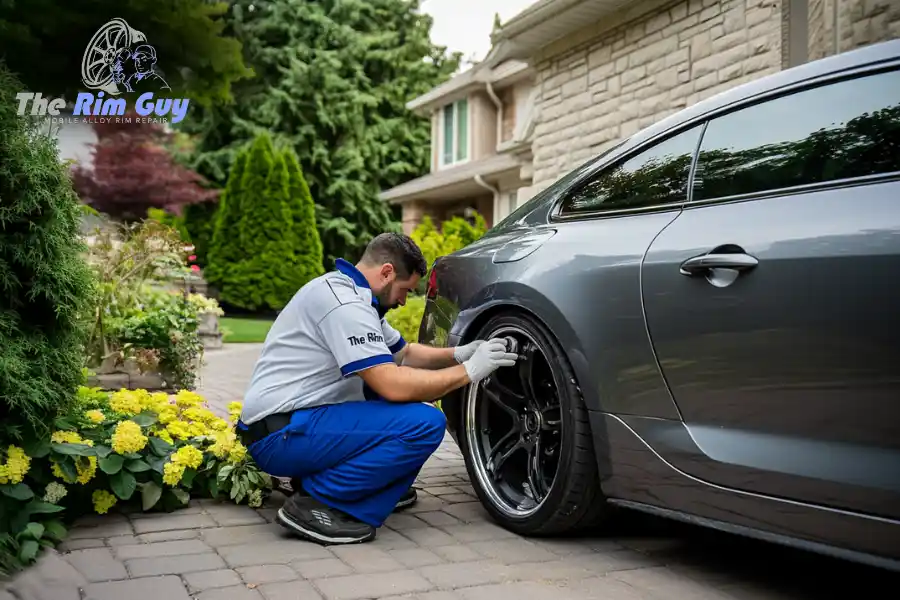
top-left (457, 311), bottom-right (609, 535)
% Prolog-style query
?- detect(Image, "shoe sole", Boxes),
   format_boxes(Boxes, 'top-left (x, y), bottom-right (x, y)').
top-left (278, 479), bottom-right (418, 512)
top-left (394, 493), bottom-right (417, 511)
top-left (276, 508), bottom-right (375, 545)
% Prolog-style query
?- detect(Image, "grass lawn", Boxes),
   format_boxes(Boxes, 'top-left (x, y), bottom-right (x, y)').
top-left (220, 316), bottom-right (275, 343)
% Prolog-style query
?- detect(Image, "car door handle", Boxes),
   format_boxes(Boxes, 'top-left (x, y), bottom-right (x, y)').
top-left (679, 252), bottom-right (758, 276)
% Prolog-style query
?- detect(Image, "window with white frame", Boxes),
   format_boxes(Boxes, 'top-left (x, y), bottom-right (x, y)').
top-left (506, 190), bottom-right (518, 215)
top-left (439, 99), bottom-right (469, 167)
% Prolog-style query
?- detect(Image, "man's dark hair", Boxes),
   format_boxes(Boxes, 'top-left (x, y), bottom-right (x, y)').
top-left (360, 232), bottom-right (427, 279)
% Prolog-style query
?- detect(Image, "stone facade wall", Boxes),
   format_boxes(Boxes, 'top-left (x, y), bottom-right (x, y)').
top-left (808, 0), bottom-right (900, 61)
top-left (530, 0), bottom-right (783, 190)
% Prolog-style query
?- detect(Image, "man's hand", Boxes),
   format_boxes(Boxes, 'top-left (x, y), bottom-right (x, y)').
top-left (462, 338), bottom-right (518, 383)
top-left (453, 340), bottom-right (484, 363)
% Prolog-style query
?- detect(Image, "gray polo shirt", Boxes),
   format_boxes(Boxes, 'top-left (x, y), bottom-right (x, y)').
top-left (240, 259), bottom-right (407, 425)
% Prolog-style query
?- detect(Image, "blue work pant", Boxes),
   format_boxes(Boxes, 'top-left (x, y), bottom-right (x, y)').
top-left (246, 400), bottom-right (446, 527)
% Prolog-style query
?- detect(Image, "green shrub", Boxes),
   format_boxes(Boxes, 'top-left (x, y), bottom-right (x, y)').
top-left (283, 148), bottom-right (325, 292)
top-left (235, 135), bottom-right (295, 310)
top-left (0, 61), bottom-right (94, 445)
top-left (206, 135), bottom-right (326, 312)
top-left (411, 213), bottom-right (488, 271)
top-left (205, 146), bottom-right (249, 303)
top-left (386, 295), bottom-right (427, 344)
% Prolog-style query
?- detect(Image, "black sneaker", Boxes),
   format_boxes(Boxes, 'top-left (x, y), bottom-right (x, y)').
top-left (395, 487), bottom-right (418, 510)
top-left (288, 478), bottom-right (418, 511)
top-left (276, 494), bottom-right (376, 545)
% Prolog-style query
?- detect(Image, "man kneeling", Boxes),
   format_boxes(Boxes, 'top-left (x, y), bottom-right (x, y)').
top-left (237, 233), bottom-right (517, 545)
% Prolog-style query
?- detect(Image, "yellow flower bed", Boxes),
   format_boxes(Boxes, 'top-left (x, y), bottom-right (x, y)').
top-left (0, 386), bottom-right (273, 575)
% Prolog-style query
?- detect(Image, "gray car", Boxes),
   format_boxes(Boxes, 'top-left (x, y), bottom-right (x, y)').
top-left (417, 38), bottom-right (900, 571)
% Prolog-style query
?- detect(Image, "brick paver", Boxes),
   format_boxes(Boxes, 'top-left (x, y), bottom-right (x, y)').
top-left (3, 344), bottom-right (894, 599)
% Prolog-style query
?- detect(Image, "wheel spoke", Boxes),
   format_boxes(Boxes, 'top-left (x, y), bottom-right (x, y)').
top-left (488, 434), bottom-right (523, 477)
top-left (517, 344), bottom-right (540, 409)
top-left (526, 438), bottom-right (546, 501)
top-left (483, 377), bottom-right (524, 416)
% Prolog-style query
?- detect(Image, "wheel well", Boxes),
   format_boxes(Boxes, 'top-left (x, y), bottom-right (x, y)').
top-left (454, 301), bottom-right (592, 425)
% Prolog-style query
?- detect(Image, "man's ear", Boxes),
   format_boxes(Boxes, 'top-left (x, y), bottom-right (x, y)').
top-left (380, 263), bottom-right (396, 281)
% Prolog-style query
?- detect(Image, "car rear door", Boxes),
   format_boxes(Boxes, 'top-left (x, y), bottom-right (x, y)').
top-left (640, 65), bottom-right (900, 519)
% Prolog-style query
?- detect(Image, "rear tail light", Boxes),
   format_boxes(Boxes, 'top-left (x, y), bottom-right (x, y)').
top-left (426, 265), bottom-right (438, 299)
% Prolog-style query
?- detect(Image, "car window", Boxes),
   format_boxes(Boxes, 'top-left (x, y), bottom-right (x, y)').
top-left (557, 126), bottom-right (702, 216)
top-left (693, 68), bottom-right (900, 202)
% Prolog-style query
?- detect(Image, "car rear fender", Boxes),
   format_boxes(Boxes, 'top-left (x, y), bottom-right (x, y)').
top-left (449, 282), bottom-right (604, 414)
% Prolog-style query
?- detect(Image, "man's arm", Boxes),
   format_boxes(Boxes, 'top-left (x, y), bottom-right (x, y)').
top-left (395, 343), bottom-right (458, 369)
top-left (358, 362), bottom-right (470, 403)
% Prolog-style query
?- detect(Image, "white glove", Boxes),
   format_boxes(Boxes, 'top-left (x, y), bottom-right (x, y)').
top-left (463, 338), bottom-right (518, 383)
top-left (453, 340), bottom-right (484, 363)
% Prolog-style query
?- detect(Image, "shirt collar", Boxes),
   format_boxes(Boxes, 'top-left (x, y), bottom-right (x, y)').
top-left (335, 258), bottom-right (379, 307)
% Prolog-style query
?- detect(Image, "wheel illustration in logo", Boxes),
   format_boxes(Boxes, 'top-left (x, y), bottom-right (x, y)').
top-left (81, 18), bottom-right (147, 95)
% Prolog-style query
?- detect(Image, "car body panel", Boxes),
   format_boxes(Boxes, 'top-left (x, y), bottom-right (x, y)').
top-left (642, 181), bottom-right (900, 520)
top-left (417, 39), bottom-right (900, 567)
top-left (593, 412), bottom-right (900, 570)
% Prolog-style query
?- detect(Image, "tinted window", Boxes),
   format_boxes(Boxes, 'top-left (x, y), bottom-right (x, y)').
top-left (694, 69), bottom-right (900, 201)
top-left (559, 126), bottom-right (701, 216)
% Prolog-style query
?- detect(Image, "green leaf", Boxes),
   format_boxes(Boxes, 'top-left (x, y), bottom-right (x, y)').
top-left (23, 522), bottom-right (44, 540)
top-left (170, 488), bottom-right (190, 506)
top-left (93, 445), bottom-right (113, 459)
top-left (181, 468), bottom-right (197, 489)
top-left (57, 458), bottom-right (78, 482)
top-left (24, 501), bottom-right (64, 515)
top-left (126, 459), bottom-right (152, 473)
top-left (110, 471), bottom-right (137, 500)
top-left (18, 540), bottom-right (39, 563)
top-left (148, 436), bottom-right (174, 456)
top-left (1, 483), bottom-right (34, 501)
top-left (207, 477), bottom-right (219, 499)
top-left (99, 454), bottom-right (125, 475)
top-left (147, 456), bottom-right (167, 474)
top-left (123, 453), bottom-right (142, 460)
top-left (142, 482), bottom-right (162, 511)
top-left (216, 465), bottom-right (234, 482)
top-left (51, 442), bottom-right (96, 457)
top-left (42, 520), bottom-right (67, 541)
top-left (22, 438), bottom-right (51, 458)
top-left (132, 412), bottom-right (158, 427)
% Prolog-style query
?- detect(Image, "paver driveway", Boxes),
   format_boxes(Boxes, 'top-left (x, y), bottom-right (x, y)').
top-left (4, 344), bottom-right (894, 600)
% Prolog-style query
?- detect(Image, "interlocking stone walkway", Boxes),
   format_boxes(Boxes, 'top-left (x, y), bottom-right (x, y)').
top-left (3, 344), bottom-right (894, 599)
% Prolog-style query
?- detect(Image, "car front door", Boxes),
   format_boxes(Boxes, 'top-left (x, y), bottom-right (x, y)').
top-left (640, 65), bottom-right (900, 520)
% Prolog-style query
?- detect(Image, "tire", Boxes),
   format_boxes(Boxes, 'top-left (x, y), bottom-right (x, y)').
top-left (457, 310), bottom-right (609, 536)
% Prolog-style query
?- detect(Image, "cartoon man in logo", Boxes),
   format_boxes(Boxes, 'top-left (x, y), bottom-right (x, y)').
top-left (83, 18), bottom-right (173, 95)
top-left (124, 44), bottom-right (170, 93)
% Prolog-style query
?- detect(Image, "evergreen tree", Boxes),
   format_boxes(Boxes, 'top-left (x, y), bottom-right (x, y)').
top-left (205, 146), bottom-right (248, 301)
top-left (224, 133), bottom-right (295, 311)
top-left (283, 147), bottom-right (325, 293)
top-left (180, 0), bottom-right (461, 269)
top-left (0, 62), bottom-right (94, 443)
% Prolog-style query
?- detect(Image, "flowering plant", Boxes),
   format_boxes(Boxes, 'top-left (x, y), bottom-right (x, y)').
top-left (188, 293), bottom-right (224, 316)
top-left (0, 387), bottom-right (270, 576)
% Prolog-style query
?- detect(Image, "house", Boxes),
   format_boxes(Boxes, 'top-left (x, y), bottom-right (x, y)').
top-left (380, 56), bottom-right (540, 233)
top-left (381, 0), bottom-right (900, 233)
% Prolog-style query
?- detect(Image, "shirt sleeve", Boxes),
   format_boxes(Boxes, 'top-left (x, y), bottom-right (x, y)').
top-left (381, 317), bottom-right (407, 354)
top-left (317, 302), bottom-right (395, 377)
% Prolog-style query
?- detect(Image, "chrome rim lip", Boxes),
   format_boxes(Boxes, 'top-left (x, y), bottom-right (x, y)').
top-left (463, 324), bottom-right (561, 519)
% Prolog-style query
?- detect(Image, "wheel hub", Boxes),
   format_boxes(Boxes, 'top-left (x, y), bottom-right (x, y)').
top-left (523, 410), bottom-right (541, 434)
